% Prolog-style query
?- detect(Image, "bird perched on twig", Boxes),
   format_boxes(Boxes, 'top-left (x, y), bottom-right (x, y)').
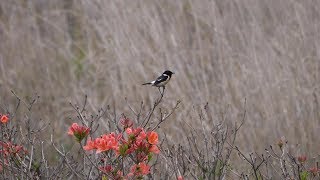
top-left (142, 70), bottom-right (174, 94)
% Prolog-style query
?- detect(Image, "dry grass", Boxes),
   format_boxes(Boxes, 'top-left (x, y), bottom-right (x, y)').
top-left (0, 0), bottom-right (319, 178)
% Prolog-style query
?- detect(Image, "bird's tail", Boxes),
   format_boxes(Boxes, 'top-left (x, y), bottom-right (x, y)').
top-left (142, 82), bottom-right (152, 85)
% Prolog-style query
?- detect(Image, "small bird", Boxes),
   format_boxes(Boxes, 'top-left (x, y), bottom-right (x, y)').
top-left (142, 70), bottom-right (174, 94)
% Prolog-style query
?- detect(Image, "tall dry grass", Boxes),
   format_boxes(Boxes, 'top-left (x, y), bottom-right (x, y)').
top-left (0, 0), bottom-right (319, 176)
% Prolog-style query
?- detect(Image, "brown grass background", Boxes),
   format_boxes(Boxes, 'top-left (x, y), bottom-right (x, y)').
top-left (0, 0), bottom-right (319, 158)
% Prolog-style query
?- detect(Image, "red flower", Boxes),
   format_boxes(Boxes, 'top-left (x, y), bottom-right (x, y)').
top-left (126, 127), bottom-right (144, 137)
top-left (177, 176), bottom-right (184, 180)
top-left (137, 130), bottom-right (147, 143)
top-left (125, 127), bottom-right (133, 135)
top-left (149, 145), bottom-right (160, 154)
top-left (96, 133), bottom-right (119, 153)
top-left (0, 115), bottom-right (9, 124)
top-left (130, 162), bottom-right (150, 176)
top-left (136, 152), bottom-right (148, 162)
top-left (83, 133), bottom-right (120, 153)
top-left (147, 131), bottom-right (158, 145)
top-left (99, 165), bottom-right (113, 173)
top-left (83, 138), bottom-right (96, 151)
top-left (67, 123), bottom-right (90, 142)
top-left (125, 127), bottom-right (147, 145)
top-left (138, 163), bottom-right (150, 175)
top-left (82, 125), bottom-right (161, 177)
top-left (297, 155), bottom-right (307, 164)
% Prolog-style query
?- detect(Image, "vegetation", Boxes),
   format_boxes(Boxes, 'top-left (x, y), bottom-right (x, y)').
top-left (0, 0), bottom-right (319, 179)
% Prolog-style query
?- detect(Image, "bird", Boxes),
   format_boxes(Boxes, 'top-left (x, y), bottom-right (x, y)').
top-left (142, 70), bottom-right (174, 94)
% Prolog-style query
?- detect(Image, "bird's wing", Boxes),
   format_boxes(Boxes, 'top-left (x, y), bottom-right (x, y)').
top-left (153, 75), bottom-right (169, 86)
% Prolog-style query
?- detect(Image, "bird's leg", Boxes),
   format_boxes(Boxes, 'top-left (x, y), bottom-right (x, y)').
top-left (158, 87), bottom-right (162, 94)
top-left (161, 86), bottom-right (165, 96)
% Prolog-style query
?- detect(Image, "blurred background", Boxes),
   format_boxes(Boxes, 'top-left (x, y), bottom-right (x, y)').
top-left (0, 0), bottom-right (319, 156)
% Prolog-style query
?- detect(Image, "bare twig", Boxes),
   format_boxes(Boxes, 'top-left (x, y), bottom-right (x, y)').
top-left (142, 89), bottom-right (165, 128)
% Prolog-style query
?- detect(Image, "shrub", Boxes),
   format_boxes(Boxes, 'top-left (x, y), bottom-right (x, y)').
top-left (0, 91), bottom-right (319, 179)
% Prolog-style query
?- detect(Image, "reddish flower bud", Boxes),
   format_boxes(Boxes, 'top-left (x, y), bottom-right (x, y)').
top-left (277, 139), bottom-right (284, 149)
top-left (309, 167), bottom-right (320, 176)
top-left (0, 115), bottom-right (9, 124)
top-left (99, 165), bottom-right (113, 173)
top-left (120, 117), bottom-right (133, 129)
top-left (297, 155), bottom-right (307, 164)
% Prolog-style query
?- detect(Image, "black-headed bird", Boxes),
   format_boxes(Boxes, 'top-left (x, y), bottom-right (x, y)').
top-left (142, 70), bottom-right (174, 94)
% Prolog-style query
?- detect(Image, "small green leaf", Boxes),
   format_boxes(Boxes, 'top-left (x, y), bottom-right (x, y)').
top-left (119, 144), bottom-right (129, 156)
top-left (300, 171), bottom-right (309, 180)
top-left (148, 153), bottom-right (153, 162)
top-left (102, 175), bottom-right (108, 180)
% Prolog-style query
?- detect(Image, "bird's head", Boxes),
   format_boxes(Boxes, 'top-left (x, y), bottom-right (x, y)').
top-left (163, 70), bottom-right (174, 77)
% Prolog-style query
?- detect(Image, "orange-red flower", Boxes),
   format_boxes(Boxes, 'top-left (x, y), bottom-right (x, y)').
top-left (125, 127), bottom-right (147, 145)
top-left (147, 131), bottom-right (158, 145)
top-left (149, 145), bottom-right (160, 154)
top-left (83, 138), bottom-right (96, 151)
top-left (126, 127), bottom-right (144, 137)
top-left (130, 162), bottom-right (150, 176)
top-left (137, 130), bottom-right (147, 142)
top-left (96, 133), bottom-right (119, 153)
top-left (122, 128), bottom-right (160, 156)
top-left (82, 124), bottom-right (160, 178)
top-left (0, 115), bottom-right (9, 124)
top-left (68, 123), bottom-right (90, 142)
top-left (83, 133), bottom-right (120, 153)
top-left (138, 163), bottom-right (150, 175)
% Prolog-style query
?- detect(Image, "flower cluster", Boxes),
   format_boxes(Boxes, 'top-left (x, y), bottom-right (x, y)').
top-left (294, 154), bottom-right (320, 177)
top-left (0, 141), bottom-right (27, 158)
top-left (118, 127), bottom-right (160, 158)
top-left (68, 123), bottom-right (90, 142)
top-left (69, 117), bottom-right (160, 179)
top-left (128, 162), bottom-right (150, 177)
top-left (83, 132), bottom-right (120, 153)
top-left (0, 141), bottom-right (27, 171)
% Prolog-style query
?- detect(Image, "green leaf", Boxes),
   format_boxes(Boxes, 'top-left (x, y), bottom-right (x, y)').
top-left (300, 171), bottom-right (309, 180)
top-left (148, 153), bottom-right (153, 162)
top-left (102, 175), bottom-right (108, 180)
top-left (119, 144), bottom-right (129, 156)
